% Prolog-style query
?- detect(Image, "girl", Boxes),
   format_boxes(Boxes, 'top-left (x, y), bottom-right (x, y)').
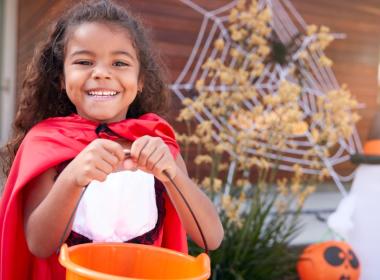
top-left (0, 0), bottom-right (223, 279)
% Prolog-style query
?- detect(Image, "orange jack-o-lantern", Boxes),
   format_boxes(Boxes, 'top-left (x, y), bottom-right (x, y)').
top-left (297, 241), bottom-right (360, 280)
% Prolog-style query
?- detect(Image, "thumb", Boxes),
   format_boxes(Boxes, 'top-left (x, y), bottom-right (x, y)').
top-left (123, 158), bottom-right (138, 171)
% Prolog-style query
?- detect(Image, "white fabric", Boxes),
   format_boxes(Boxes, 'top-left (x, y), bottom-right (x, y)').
top-left (72, 170), bottom-right (157, 242)
top-left (328, 164), bottom-right (380, 280)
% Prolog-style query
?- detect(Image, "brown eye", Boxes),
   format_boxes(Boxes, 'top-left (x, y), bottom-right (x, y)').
top-left (348, 250), bottom-right (359, 269)
top-left (324, 246), bottom-right (344, 266)
top-left (113, 61), bottom-right (129, 67)
top-left (74, 60), bottom-right (92, 66)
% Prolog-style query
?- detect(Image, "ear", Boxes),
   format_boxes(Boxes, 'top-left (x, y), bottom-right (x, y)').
top-left (60, 75), bottom-right (65, 91)
top-left (137, 77), bottom-right (144, 93)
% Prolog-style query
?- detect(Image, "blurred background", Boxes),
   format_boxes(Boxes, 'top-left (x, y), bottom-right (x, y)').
top-left (1, 1), bottom-right (380, 142)
top-left (1, 0), bottom-right (380, 260)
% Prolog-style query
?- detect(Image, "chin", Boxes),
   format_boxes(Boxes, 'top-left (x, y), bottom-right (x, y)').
top-left (85, 114), bottom-right (119, 123)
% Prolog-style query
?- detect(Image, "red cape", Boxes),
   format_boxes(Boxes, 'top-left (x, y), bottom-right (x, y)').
top-left (0, 114), bottom-right (187, 280)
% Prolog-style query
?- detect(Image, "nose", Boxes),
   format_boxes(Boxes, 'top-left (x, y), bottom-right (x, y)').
top-left (92, 63), bottom-right (111, 80)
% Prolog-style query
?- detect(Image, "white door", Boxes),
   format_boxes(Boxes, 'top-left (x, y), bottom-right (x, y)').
top-left (0, 0), bottom-right (18, 146)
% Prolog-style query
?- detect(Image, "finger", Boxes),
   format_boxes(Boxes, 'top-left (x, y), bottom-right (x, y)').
top-left (153, 154), bottom-right (175, 179)
top-left (123, 158), bottom-right (138, 171)
top-left (146, 146), bottom-right (165, 171)
top-left (141, 145), bottom-right (158, 169)
top-left (138, 137), bottom-right (164, 167)
top-left (94, 157), bottom-right (115, 174)
top-left (151, 152), bottom-right (167, 175)
top-left (101, 139), bottom-right (125, 162)
top-left (92, 166), bottom-right (109, 182)
top-left (95, 147), bottom-right (120, 170)
top-left (131, 136), bottom-right (150, 162)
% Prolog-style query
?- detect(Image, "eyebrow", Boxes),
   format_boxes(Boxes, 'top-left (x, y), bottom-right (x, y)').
top-left (111, 50), bottom-right (136, 60)
top-left (69, 50), bottom-right (136, 60)
top-left (69, 50), bottom-right (94, 58)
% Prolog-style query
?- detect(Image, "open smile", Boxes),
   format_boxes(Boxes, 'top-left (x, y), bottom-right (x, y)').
top-left (86, 90), bottom-right (120, 100)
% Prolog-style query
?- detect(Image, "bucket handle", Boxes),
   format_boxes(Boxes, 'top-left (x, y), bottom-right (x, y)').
top-left (57, 138), bottom-right (209, 255)
top-left (162, 169), bottom-right (209, 254)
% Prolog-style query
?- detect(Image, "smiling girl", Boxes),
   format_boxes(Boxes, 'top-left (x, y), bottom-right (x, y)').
top-left (0, 1), bottom-right (223, 279)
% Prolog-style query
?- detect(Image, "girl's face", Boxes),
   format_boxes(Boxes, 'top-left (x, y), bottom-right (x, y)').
top-left (63, 22), bottom-right (142, 123)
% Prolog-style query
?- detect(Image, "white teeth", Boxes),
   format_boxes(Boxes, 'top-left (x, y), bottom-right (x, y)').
top-left (88, 91), bottom-right (118, 96)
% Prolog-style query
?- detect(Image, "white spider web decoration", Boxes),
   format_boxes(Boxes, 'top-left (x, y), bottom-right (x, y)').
top-left (170, 0), bottom-right (362, 196)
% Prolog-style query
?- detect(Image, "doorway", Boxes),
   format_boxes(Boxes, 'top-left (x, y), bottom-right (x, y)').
top-left (0, 0), bottom-right (17, 146)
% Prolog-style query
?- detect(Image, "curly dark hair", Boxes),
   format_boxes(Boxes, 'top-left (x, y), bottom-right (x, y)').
top-left (1, 0), bottom-right (170, 177)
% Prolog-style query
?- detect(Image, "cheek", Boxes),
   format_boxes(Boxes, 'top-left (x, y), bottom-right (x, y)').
top-left (121, 70), bottom-right (140, 88)
top-left (65, 71), bottom-right (85, 91)
top-left (127, 75), bottom-right (139, 85)
top-left (64, 76), bottom-right (84, 102)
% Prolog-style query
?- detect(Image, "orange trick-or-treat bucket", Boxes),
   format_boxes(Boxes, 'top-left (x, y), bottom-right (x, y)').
top-left (59, 169), bottom-right (211, 279)
top-left (59, 243), bottom-right (210, 280)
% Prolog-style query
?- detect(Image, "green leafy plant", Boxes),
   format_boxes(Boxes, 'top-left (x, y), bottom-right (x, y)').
top-left (189, 182), bottom-right (302, 280)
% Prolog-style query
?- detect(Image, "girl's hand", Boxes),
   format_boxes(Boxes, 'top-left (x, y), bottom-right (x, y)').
top-left (64, 139), bottom-right (125, 187)
top-left (124, 136), bottom-right (177, 182)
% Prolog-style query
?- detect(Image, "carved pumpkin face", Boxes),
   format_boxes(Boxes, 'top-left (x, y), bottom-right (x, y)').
top-left (297, 241), bottom-right (360, 280)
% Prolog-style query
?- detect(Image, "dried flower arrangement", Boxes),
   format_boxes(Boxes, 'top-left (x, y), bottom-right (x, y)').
top-left (176, 0), bottom-right (360, 278)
